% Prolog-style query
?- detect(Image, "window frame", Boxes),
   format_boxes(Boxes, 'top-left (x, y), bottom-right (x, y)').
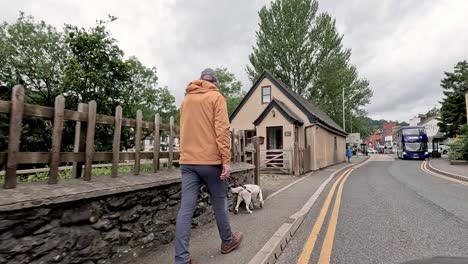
top-left (261, 86), bottom-right (271, 104)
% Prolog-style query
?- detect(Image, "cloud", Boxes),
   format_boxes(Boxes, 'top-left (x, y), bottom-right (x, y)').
top-left (320, 0), bottom-right (468, 121)
top-left (1, 0), bottom-right (467, 123)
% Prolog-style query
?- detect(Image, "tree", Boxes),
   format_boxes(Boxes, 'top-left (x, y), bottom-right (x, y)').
top-left (399, 121), bottom-right (409, 126)
top-left (0, 14), bottom-right (177, 153)
top-left (425, 106), bottom-right (440, 118)
top-left (0, 85), bottom-right (10, 151)
top-left (247, 0), bottom-right (318, 95)
top-left (247, 0), bottom-right (372, 129)
top-left (0, 13), bottom-right (69, 152)
top-left (63, 18), bottom-right (177, 151)
top-left (349, 112), bottom-right (374, 139)
top-left (438, 61), bottom-right (468, 137)
top-left (214, 68), bottom-right (246, 115)
top-left (0, 12), bottom-right (68, 106)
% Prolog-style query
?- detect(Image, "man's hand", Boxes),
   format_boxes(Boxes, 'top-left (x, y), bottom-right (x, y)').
top-left (220, 164), bottom-right (231, 180)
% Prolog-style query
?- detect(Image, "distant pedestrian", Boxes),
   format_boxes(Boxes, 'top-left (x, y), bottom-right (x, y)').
top-left (346, 147), bottom-right (353, 163)
top-left (175, 68), bottom-right (243, 264)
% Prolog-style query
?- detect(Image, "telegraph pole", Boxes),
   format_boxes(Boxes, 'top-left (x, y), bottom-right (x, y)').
top-left (342, 87), bottom-right (346, 132)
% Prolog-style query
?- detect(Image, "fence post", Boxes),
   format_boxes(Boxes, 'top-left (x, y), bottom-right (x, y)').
top-left (49, 95), bottom-right (65, 184)
top-left (84, 101), bottom-right (97, 181)
top-left (153, 114), bottom-right (160, 172)
top-left (252, 136), bottom-right (261, 185)
top-left (233, 130), bottom-right (237, 162)
top-left (299, 147), bottom-right (304, 175)
top-left (241, 130), bottom-right (246, 162)
top-left (134, 110), bottom-right (142, 175)
top-left (111, 106), bottom-right (122, 178)
top-left (168, 116), bottom-right (174, 169)
top-left (4, 85), bottom-right (25, 189)
top-left (237, 130), bottom-right (242, 163)
top-left (289, 147), bottom-right (293, 174)
top-left (293, 142), bottom-right (299, 176)
top-left (231, 129), bottom-right (236, 162)
top-left (72, 103), bottom-right (88, 178)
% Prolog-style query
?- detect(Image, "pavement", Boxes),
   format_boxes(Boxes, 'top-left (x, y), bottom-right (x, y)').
top-left (131, 156), bottom-right (367, 264)
top-left (277, 155), bottom-right (468, 264)
top-left (428, 158), bottom-right (468, 181)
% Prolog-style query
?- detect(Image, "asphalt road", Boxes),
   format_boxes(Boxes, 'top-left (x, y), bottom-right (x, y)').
top-left (277, 155), bottom-right (468, 264)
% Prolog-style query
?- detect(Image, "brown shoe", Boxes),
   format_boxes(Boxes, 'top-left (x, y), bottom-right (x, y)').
top-left (221, 231), bottom-right (243, 254)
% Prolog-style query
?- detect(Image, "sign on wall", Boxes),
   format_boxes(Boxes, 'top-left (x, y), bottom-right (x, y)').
top-left (284, 131), bottom-right (291, 136)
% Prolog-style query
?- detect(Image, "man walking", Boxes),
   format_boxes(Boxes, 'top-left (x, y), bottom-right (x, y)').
top-left (346, 146), bottom-right (353, 163)
top-left (175, 68), bottom-right (243, 264)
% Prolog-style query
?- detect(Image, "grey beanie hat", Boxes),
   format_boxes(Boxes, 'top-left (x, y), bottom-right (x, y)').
top-left (200, 68), bottom-right (217, 82)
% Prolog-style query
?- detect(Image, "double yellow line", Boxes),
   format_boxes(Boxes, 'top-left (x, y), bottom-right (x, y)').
top-left (297, 167), bottom-right (354, 264)
top-left (421, 160), bottom-right (468, 186)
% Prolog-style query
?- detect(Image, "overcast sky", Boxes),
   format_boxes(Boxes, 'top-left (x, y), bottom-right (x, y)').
top-left (1, 0), bottom-right (467, 122)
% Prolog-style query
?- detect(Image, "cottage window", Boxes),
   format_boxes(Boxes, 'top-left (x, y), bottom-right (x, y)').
top-left (262, 86), bottom-right (271, 104)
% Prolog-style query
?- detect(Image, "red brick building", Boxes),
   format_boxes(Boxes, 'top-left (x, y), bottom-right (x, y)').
top-left (364, 130), bottom-right (383, 148)
top-left (383, 121), bottom-right (397, 139)
top-left (364, 121), bottom-right (398, 149)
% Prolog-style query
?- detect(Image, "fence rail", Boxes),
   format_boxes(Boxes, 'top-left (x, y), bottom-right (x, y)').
top-left (1, 85), bottom-right (261, 189)
top-left (0, 160), bottom-right (179, 176)
top-left (0, 85), bottom-right (181, 189)
top-left (0, 100), bottom-right (176, 131)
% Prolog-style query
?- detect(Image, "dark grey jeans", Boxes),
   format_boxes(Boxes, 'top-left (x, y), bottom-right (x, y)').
top-left (175, 165), bottom-right (233, 264)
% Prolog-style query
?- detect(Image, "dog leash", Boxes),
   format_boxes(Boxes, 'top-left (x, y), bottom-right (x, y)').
top-left (230, 176), bottom-right (251, 193)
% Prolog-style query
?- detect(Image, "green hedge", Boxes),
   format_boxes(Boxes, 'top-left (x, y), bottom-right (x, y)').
top-left (448, 125), bottom-right (468, 161)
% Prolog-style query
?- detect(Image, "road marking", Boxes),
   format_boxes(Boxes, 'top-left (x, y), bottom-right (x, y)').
top-left (297, 168), bottom-right (352, 264)
top-left (368, 154), bottom-right (395, 161)
top-left (421, 161), bottom-right (468, 186)
top-left (317, 168), bottom-right (353, 264)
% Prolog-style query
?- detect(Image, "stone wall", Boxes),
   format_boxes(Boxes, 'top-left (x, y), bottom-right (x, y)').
top-left (0, 163), bottom-right (254, 264)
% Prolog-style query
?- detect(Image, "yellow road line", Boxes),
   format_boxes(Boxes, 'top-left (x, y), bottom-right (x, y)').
top-left (317, 168), bottom-right (353, 264)
top-left (421, 160), bottom-right (468, 186)
top-left (297, 168), bottom-right (353, 264)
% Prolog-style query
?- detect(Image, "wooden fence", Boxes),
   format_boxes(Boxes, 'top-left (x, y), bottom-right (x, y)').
top-left (231, 129), bottom-right (260, 184)
top-left (0, 85), bottom-right (261, 189)
top-left (0, 85), bottom-right (180, 189)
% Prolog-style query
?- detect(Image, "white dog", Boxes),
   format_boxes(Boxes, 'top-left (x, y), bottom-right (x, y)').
top-left (230, 184), bottom-right (264, 214)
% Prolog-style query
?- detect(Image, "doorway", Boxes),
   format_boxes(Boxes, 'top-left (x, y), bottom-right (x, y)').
top-left (266, 126), bottom-right (283, 150)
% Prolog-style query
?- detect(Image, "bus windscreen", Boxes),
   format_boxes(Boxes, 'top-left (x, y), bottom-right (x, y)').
top-left (402, 128), bottom-right (425, 135)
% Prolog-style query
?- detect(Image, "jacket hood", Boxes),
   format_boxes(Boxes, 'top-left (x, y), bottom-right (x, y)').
top-left (186, 80), bottom-right (219, 94)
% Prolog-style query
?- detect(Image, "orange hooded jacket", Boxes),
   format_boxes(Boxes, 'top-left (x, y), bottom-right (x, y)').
top-left (179, 80), bottom-right (231, 165)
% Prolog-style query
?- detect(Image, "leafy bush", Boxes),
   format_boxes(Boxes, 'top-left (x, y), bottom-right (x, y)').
top-left (448, 125), bottom-right (468, 160)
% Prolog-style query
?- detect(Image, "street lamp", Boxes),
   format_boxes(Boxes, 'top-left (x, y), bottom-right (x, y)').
top-left (342, 87), bottom-right (346, 131)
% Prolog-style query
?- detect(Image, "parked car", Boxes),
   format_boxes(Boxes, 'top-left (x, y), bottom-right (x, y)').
top-left (368, 148), bottom-right (378, 154)
top-left (438, 143), bottom-right (450, 155)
